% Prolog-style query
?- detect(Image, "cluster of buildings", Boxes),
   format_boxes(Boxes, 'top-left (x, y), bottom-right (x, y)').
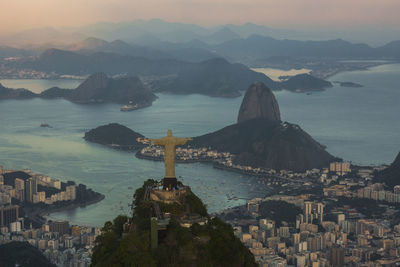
top-left (227, 160), bottom-right (400, 267)
top-left (138, 142), bottom-right (232, 163)
top-left (322, 181), bottom-right (400, 205)
top-left (0, 65), bottom-right (57, 79)
top-left (138, 141), bottom-right (328, 180)
top-left (0, 219), bottom-right (101, 266)
top-left (234, 194), bottom-right (400, 267)
top-left (356, 184), bottom-right (400, 204)
top-left (0, 166), bottom-right (77, 207)
top-left (0, 165), bottom-right (101, 266)
top-left (0, 165), bottom-right (80, 242)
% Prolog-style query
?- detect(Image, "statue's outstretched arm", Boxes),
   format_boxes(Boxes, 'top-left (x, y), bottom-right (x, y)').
top-left (176, 137), bottom-right (193, 146)
top-left (150, 138), bottom-right (166, 146)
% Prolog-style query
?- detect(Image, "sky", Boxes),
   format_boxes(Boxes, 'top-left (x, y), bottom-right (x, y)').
top-left (0, 0), bottom-right (399, 34)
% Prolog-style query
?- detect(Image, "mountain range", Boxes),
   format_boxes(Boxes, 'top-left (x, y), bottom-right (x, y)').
top-left (2, 19), bottom-right (400, 63)
top-left (3, 46), bottom-right (335, 96)
top-left (2, 19), bottom-right (398, 47)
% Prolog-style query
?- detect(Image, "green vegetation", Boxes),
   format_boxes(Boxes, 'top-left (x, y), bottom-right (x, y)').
top-left (84, 123), bottom-right (144, 149)
top-left (91, 179), bottom-right (257, 266)
top-left (375, 152), bottom-right (400, 188)
top-left (0, 241), bottom-right (55, 267)
top-left (258, 200), bottom-right (302, 226)
top-left (325, 197), bottom-right (386, 218)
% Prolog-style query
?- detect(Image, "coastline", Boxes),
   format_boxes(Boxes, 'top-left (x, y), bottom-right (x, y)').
top-left (42, 194), bottom-right (105, 220)
top-left (136, 150), bottom-right (300, 183)
top-left (313, 61), bottom-right (392, 80)
top-left (27, 193), bottom-right (105, 226)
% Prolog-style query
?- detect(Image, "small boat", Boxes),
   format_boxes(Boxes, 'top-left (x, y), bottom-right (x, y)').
top-left (40, 123), bottom-right (51, 128)
top-left (120, 101), bottom-right (140, 111)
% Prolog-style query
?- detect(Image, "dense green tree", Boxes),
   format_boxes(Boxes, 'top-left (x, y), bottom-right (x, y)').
top-left (91, 179), bottom-right (257, 267)
top-left (258, 200), bottom-right (302, 226)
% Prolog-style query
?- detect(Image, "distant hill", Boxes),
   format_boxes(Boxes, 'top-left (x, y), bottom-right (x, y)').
top-left (213, 35), bottom-right (392, 62)
top-left (39, 87), bottom-right (73, 98)
top-left (69, 37), bottom-right (172, 60)
top-left (68, 37), bottom-right (108, 51)
top-left (155, 57), bottom-right (278, 97)
top-left (375, 152), bottom-right (400, 188)
top-left (190, 118), bottom-right (336, 172)
top-left (201, 27), bottom-right (241, 44)
top-left (67, 72), bottom-right (157, 105)
top-left (24, 48), bottom-right (181, 75)
top-left (0, 82), bottom-right (36, 100)
top-left (0, 45), bottom-right (35, 58)
top-left (68, 37), bottom-right (221, 63)
top-left (376, 40), bottom-right (400, 58)
top-left (84, 123), bottom-right (145, 150)
top-left (162, 47), bottom-right (220, 63)
top-left (0, 241), bottom-right (55, 267)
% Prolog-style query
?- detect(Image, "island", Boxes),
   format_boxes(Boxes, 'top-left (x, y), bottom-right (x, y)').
top-left (280, 73), bottom-right (333, 92)
top-left (84, 123), bottom-right (145, 150)
top-left (333, 81), bottom-right (363, 88)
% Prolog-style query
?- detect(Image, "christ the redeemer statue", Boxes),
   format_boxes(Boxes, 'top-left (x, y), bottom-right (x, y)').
top-left (150, 130), bottom-right (192, 190)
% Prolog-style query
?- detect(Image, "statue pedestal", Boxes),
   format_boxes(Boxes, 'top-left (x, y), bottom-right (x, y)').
top-left (163, 177), bottom-right (177, 190)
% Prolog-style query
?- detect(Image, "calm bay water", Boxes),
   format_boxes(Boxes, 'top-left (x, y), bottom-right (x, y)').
top-left (0, 63), bottom-right (399, 226)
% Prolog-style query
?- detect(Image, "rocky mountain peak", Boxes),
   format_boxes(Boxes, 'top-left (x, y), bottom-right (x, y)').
top-left (237, 82), bottom-right (281, 123)
top-left (390, 152), bottom-right (400, 171)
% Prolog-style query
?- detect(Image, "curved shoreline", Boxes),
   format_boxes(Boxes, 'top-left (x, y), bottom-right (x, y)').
top-left (27, 194), bottom-right (105, 225)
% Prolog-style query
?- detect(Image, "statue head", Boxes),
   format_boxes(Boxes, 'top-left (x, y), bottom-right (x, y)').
top-left (167, 129), bottom-right (172, 136)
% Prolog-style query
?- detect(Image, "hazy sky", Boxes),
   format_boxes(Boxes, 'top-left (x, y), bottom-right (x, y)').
top-left (1, 0), bottom-right (399, 34)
